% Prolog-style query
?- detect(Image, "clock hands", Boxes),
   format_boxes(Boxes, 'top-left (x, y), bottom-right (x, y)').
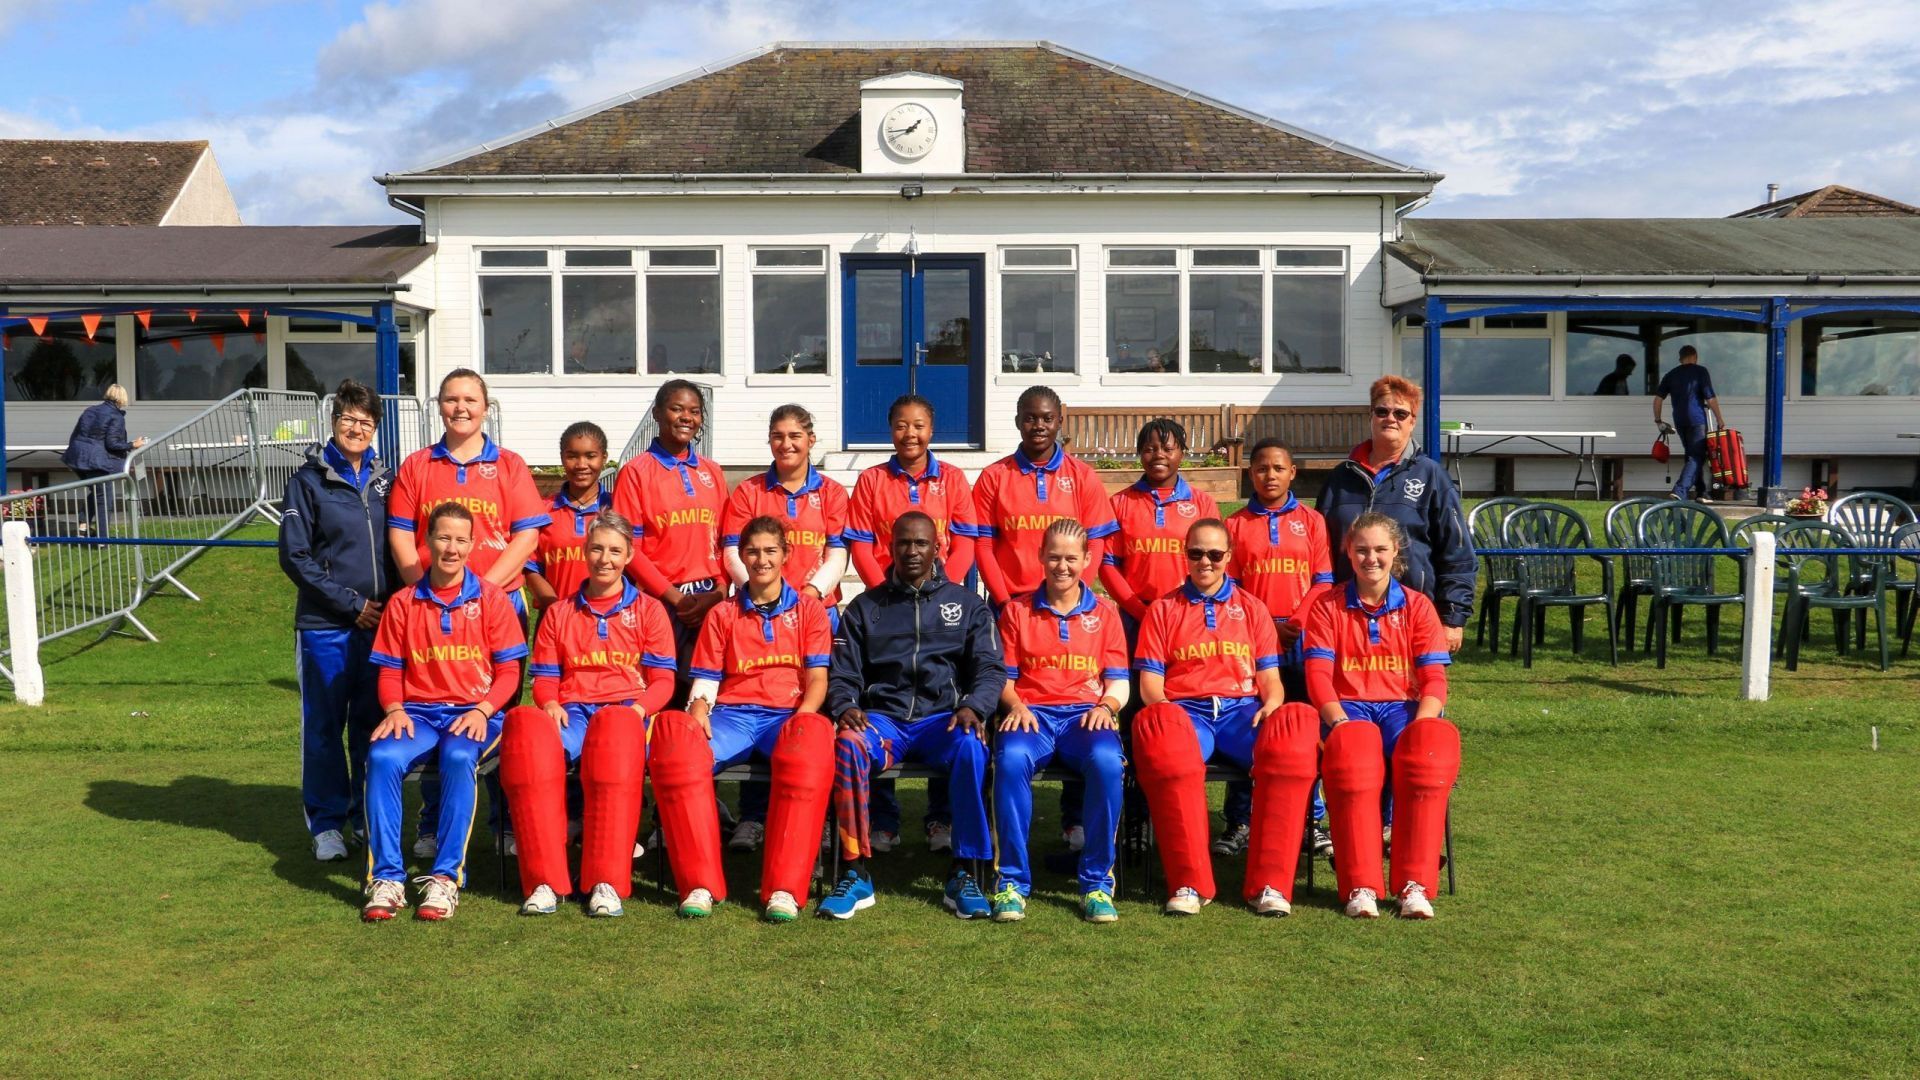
top-left (888, 119), bottom-right (924, 138)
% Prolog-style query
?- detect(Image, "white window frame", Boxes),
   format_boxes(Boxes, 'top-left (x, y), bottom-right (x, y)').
top-left (998, 246), bottom-right (1079, 376)
top-left (1101, 246), bottom-right (1351, 378)
top-left (1398, 311), bottom-right (1557, 400)
top-left (474, 246), bottom-right (725, 379)
top-left (747, 246), bottom-right (832, 380)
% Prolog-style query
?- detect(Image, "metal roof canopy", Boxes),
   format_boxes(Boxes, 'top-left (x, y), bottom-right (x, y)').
top-left (0, 225), bottom-right (433, 289)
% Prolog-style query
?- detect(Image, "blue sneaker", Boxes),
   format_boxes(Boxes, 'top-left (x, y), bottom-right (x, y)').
top-left (944, 871), bottom-right (990, 920)
top-left (817, 870), bottom-right (874, 920)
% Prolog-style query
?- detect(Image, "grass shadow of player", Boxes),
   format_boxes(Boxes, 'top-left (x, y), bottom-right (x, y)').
top-left (85, 775), bottom-right (365, 905)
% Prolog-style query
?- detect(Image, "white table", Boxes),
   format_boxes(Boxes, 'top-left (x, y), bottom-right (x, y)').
top-left (1443, 428), bottom-right (1616, 499)
top-left (5, 444), bottom-right (68, 490)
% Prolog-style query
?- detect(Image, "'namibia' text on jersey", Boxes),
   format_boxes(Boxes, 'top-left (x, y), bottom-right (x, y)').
top-left (688, 584), bottom-right (833, 708)
top-left (1106, 476), bottom-right (1221, 609)
top-left (1301, 579), bottom-right (1450, 704)
top-left (973, 445), bottom-right (1118, 595)
top-left (527, 485), bottom-right (613, 601)
top-left (528, 580), bottom-right (678, 706)
top-left (1135, 579), bottom-right (1281, 700)
top-left (388, 436), bottom-right (551, 592)
top-left (845, 455), bottom-right (980, 571)
top-left (370, 569), bottom-right (528, 704)
top-left (1225, 493), bottom-right (1333, 624)
top-left (721, 467), bottom-right (850, 603)
top-left (999, 585), bottom-right (1129, 706)
top-left (611, 440), bottom-right (728, 588)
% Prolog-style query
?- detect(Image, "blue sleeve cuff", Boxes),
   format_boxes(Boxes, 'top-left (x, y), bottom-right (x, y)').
top-left (826, 533), bottom-right (846, 548)
top-left (524, 559), bottom-right (542, 574)
top-left (1101, 667), bottom-right (1129, 681)
top-left (528, 663), bottom-right (563, 679)
top-left (949, 522), bottom-right (983, 539)
top-left (1003, 666), bottom-right (1021, 680)
top-left (1312, 573), bottom-right (1334, 584)
top-left (492, 644), bottom-right (529, 663)
top-left (1304, 647), bottom-right (1336, 662)
top-left (687, 666), bottom-right (725, 682)
top-left (369, 651), bottom-right (404, 668)
top-left (1255, 655), bottom-right (1281, 671)
top-left (1415, 651), bottom-right (1453, 667)
top-left (843, 528), bottom-right (876, 544)
top-left (510, 514), bottom-right (552, 533)
top-left (721, 534), bottom-right (741, 546)
top-left (804, 654), bottom-right (831, 669)
top-left (391, 518), bottom-right (416, 533)
top-left (642, 652), bottom-right (678, 670)
top-left (1102, 553), bottom-right (1120, 567)
top-left (1087, 521), bottom-right (1119, 539)
top-left (1135, 658), bottom-right (1166, 675)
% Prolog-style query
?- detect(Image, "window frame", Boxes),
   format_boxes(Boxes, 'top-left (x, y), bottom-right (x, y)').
top-left (748, 246), bottom-right (833, 378)
top-left (998, 246), bottom-right (1079, 375)
top-left (474, 246), bottom-right (725, 378)
top-left (1101, 246), bottom-right (1350, 377)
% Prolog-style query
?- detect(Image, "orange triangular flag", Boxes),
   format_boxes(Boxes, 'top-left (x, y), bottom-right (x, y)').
top-left (136, 310), bottom-right (152, 330)
top-left (81, 313), bottom-right (101, 340)
top-left (186, 309), bottom-right (199, 323)
top-left (168, 338), bottom-right (183, 353)
top-left (27, 315), bottom-right (48, 336)
top-left (236, 309), bottom-right (251, 327)
top-left (209, 332), bottom-right (225, 355)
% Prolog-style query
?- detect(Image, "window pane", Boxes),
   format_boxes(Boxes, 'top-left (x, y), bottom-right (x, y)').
top-left (853, 269), bottom-right (904, 368)
top-left (287, 315), bottom-right (350, 333)
top-left (1107, 276), bottom-right (1179, 372)
top-left (649, 249), bottom-right (718, 268)
top-left (563, 275), bottom-right (637, 374)
top-left (1272, 274), bottom-right (1344, 373)
top-left (1274, 249), bottom-right (1345, 268)
top-left (286, 341), bottom-right (417, 397)
top-left (1003, 248), bottom-right (1073, 268)
top-left (1001, 273), bottom-right (1076, 374)
top-left (1567, 321), bottom-right (1653, 396)
top-left (480, 250), bottom-right (546, 267)
top-left (922, 268), bottom-right (975, 366)
top-left (1669, 320), bottom-right (1765, 397)
top-left (135, 314), bottom-right (267, 400)
top-left (1193, 249), bottom-right (1259, 268)
top-left (1802, 319), bottom-right (1920, 396)
top-left (753, 275), bottom-right (829, 374)
top-left (5, 319), bottom-right (117, 402)
top-left (1109, 249), bottom-right (1176, 268)
top-left (646, 275), bottom-right (721, 374)
top-left (1189, 273), bottom-right (1262, 373)
top-left (565, 250), bottom-right (632, 267)
top-left (1435, 337), bottom-right (1551, 396)
top-left (1400, 335), bottom-right (1425, 391)
top-left (480, 275), bottom-right (552, 375)
top-left (755, 248), bottom-right (824, 269)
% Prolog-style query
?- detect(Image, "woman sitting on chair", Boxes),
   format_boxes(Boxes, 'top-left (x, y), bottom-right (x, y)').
top-left (498, 510), bottom-right (679, 919)
top-left (1301, 511), bottom-right (1459, 920)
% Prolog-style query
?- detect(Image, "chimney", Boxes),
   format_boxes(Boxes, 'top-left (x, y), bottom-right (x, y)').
top-left (1766, 183), bottom-right (1780, 203)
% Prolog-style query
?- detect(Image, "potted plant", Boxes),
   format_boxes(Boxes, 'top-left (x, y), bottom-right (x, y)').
top-left (1785, 486), bottom-right (1829, 518)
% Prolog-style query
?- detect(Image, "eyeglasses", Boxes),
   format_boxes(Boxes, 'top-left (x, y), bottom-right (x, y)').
top-left (336, 415), bottom-right (378, 431)
top-left (1185, 549), bottom-right (1230, 563)
top-left (1372, 406), bottom-right (1414, 422)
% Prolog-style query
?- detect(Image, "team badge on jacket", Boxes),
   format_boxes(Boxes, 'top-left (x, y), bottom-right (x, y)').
top-left (939, 602), bottom-right (964, 627)
top-left (478, 463), bottom-right (498, 480)
top-left (1288, 518), bottom-right (1307, 535)
top-left (1177, 501), bottom-right (1197, 518)
top-left (1080, 613), bottom-right (1101, 633)
top-left (1402, 477), bottom-right (1426, 501)
top-left (463, 601), bottom-right (481, 620)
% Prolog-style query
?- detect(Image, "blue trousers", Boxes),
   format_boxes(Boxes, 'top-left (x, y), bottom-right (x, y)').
top-left (993, 704), bottom-right (1125, 895)
top-left (1224, 657), bottom-right (1323, 827)
top-left (296, 627), bottom-right (380, 837)
top-left (1331, 699), bottom-right (1416, 825)
top-left (710, 703), bottom-right (792, 769)
top-left (843, 711), bottom-right (990, 860)
top-left (1674, 424), bottom-right (1709, 499)
top-left (366, 703), bottom-right (503, 886)
top-left (418, 597), bottom-right (525, 835)
top-left (1169, 696), bottom-right (1262, 769)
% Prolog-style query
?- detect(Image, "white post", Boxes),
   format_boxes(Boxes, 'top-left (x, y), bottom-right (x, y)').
top-left (1741, 530), bottom-right (1775, 702)
top-left (3, 521), bottom-right (45, 706)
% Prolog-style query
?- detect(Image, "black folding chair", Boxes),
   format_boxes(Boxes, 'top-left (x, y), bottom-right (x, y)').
top-left (1503, 502), bottom-right (1618, 667)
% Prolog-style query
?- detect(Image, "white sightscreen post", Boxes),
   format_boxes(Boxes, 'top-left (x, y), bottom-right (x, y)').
top-left (3, 521), bottom-right (45, 706)
top-left (1741, 530), bottom-right (1775, 702)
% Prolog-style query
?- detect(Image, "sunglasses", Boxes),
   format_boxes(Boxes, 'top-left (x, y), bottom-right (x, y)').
top-left (336, 415), bottom-right (378, 431)
top-left (1372, 406), bottom-right (1414, 422)
top-left (1185, 548), bottom-right (1230, 563)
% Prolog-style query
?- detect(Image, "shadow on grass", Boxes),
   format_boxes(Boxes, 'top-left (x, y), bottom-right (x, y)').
top-left (84, 775), bottom-right (364, 905)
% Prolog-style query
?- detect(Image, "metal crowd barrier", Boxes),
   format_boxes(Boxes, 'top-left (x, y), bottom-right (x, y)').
top-left (608, 385), bottom-right (713, 482)
top-left (317, 394), bottom-right (501, 464)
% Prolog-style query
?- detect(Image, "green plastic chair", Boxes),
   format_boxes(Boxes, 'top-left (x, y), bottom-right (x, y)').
top-left (1502, 503), bottom-right (1617, 668)
top-left (1775, 521), bottom-right (1889, 672)
top-left (1468, 497), bottom-right (1531, 652)
top-left (1827, 492), bottom-right (1916, 648)
top-left (1893, 521), bottom-right (1920, 657)
top-left (1605, 496), bottom-right (1671, 652)
top-left (1635, 500), bottom-right (1743, 669)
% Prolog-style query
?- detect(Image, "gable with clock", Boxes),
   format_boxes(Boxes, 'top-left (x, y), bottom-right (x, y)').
top-left (859, 71), bottom-right (965, 174)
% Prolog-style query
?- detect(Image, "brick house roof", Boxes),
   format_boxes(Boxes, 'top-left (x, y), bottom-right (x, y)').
top-left (1729, 184), bottom-right (1920, 219)
top-left (0, 140), bottom-right (210, 225)
top-left (400, 43), bottom-right (1423, 178)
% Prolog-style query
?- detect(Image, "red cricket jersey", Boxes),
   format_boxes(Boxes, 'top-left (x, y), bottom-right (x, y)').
top-left (721, 467), bottom-right (850, 604)
top-left (1225, 493), bottom-right (1334, 624)
top-left (846, 455), bottom-right (981, 571)
top-left (688, 584), bottom-right (833, 708)
top-left (974, 446), bottom-right (1119, 597)
top-left (1135, 579), bottom-right (1281, 700)
top-left (998, 585), bottom-right (1130, 707)
top-left (1302, 579), bottom-right (1450, 705)
top-left (527, 579), bottom-right (679, 708)
top-left (371, 569), bottom-right (529, 705)
top-left (388, 436), bottom-right (551, 593)
top-left (527, 485), bottom-right (614, 603)
top-left (610, 440), bottom-right (728, 594)
top-left (1104, 476), bottom-right (1222, 610)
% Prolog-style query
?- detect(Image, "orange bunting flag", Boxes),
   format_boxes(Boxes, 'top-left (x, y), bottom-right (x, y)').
top-left (168, 338), bottom-right (184, 353)
top-left (236, 309), bottom-right (252, 327)
top-left (252, 331), bottom-right (265, 344)
top-left (186, 309), bottom-right (199, 323)
top-left (136, 310), bottom-right (152, 330)
top-left (209, 332), bottom-right (226, 355)
top-left (27, 315), bottom-right (48, 336)
top-left (81, 313), bottom-right (102, 340)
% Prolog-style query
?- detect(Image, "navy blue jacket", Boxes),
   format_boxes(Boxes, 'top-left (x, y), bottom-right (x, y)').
top-left (279, 444), bottom-right (397, 631)
top-left (61, 401), bottom-right (135, 473)
top-left (827, 563), bottom-right (1006, 724)
top-left (1317, 444), bottom-right (1477, 628)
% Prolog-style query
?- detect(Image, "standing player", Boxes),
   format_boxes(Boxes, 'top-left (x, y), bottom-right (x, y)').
top-left (523, 422), bottom-right (613, 612)
top-left (386, 368), bottom-right (549, 858)
top-left (611, 380), bottom-right (729, 700)
top-left (361, 503), bottom-right (527, 921)
top-left (973, 386), bottom-right (1118, 609)
top-left (1132, 518), bottom-right (1320, 917)
top-left (991, 520), bottom-right (1130, 924)
top-left (648, 516), bottom-right (837, 922)
top-left (719, 405), bottom-right (849, 852)
top-left (1302, 512), bottom-right (1458, 920)
top-left (498, 510), bottom-right (678, 918)
top-left (1223, 437), bottom-right (1334, 858)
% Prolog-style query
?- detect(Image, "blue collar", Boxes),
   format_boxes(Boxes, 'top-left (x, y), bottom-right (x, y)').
top-left (322, 440), bottom-right (376, 491)
top-left (1033, 582), bottom-right (1099, 618)
top-left (1134, 475), bottom-right (1196, 528)
top-left (551, 484), bottom-right (612, 513)
top-left (647, 439), bottom-right (699, 469)
top-left (740, 580), bottom-right (801, 618)
top-left (575, 579), bottom-right (642, 640)
top-left (764, 465), bottom-right (824, 498)
top-left (416, 568), bottom-right (484, 633)
top-left (430, 435), bottom-right (499, 466)
top-left (887, 455), bottom-right (940, 483)
top-left (1344, 579), bottom-right (1407, 614)
top-left (1247, 491), bottom-right (1300, 544)
top-left (1180, 578), bottom-right (1235, 605)
top-left (1014, 444), bottom-right (1066, 476)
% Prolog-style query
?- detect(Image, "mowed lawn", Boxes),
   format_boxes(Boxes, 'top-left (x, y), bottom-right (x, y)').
top-left (2, 517), bottom-right (1918, 1077)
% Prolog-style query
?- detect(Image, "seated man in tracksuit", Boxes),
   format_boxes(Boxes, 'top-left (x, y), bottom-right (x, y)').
top-left (818, 511), bottom-right (1008, 921)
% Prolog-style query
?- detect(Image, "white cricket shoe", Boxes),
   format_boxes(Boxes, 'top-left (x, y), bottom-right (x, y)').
top-left (1253, 886), bottom-right (1292, 917)
top-left (1398, 881), bottom-right (1434, 920)
top-left (413, 875), bottom-right (460, 921)
top-left (869, 829), bottom-right (899, 853)
top-left (927, 822), bottom-right (953, 853)
top-left (633, 840), bottom-right (646, 859)
top-left (412, 833), bottom-right (439, 859)
top-left (1164, 886), bottom-right (1205, 916)
top-left (729, 820), bottom-right (765, 852)
top-left (678, 888), bottom-right (716, 919)
top-left (587, 882), bottom-right (625, 918)
top-left (1063, 825), bottom-right (1086, 853)
top-left (313, 830), bottom-right (348, 862)
top-left (520, 884), bottom-right (559, 916)
top-left (765, 891), bottom-right (800, 922)
top-left (362, 878), bottom-right (407, 922)
top-left (1345, 887), bottom-right (1380, 919)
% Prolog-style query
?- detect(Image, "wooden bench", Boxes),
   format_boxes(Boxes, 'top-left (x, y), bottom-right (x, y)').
top-left (1226, 405), bottom-right (1371, 486)
top-left (1060, 405), bottom-right (1235, 460)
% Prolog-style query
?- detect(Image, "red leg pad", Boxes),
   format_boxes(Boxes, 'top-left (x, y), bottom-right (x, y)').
top-left (649, 709), bottom-right (726, 902)
top-left (1321, 719), bottom-right (1386, 900)
top-left (1243, 703), bottom-right (1319, 904)
top-left (499, 705), bottom-right (572, 898)
top-left (1388, 718), bottom-right (1460, 899)
top-left (1130, 701), bottom-right (1215, 900)
top-left (761, 711), bottom-right (834, 907)
top-left (578, 705), bottom-right (646, 899)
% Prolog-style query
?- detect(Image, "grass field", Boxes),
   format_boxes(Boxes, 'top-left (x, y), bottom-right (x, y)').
top-left (3, 513), bottom-right (1919, 1077)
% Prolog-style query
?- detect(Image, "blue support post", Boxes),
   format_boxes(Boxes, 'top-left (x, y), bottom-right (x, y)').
top-left (373, 300), bottom-right (401, 461)
top-left (1764, 297), bottom-right (1787, 498)
top-left (1422, 295), bottom-right (1445, 461)
top-left (0, 307), bottom-right (10, 491)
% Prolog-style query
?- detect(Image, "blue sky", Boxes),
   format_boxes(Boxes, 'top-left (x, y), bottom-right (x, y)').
top-left (4, 0), bottom-right (1916, 224)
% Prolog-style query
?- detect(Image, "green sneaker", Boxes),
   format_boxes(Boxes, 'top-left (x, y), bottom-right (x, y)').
top-left (1082, 890), bottom-right (1119, 924)
top-left (678, 888), bottom-right (716, 918)
top-left (990, 885), bottom-right (1026, 922)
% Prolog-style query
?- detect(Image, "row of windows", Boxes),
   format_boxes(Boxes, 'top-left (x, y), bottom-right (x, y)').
top-left (477, 246), bottom-right (1351, 379)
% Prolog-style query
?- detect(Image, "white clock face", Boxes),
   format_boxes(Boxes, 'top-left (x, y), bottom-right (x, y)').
top-left (881, 103), bottom-right (938, 161)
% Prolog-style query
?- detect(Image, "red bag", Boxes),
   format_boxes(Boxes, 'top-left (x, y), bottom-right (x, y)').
top-left (1650, 435), bottom-right (1671, 463)
top-left (1707, 428), bottom-right (1748, 490)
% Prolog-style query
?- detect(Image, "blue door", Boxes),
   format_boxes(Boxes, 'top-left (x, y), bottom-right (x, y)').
top-left (841, 255), bottom-right (983, 448)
